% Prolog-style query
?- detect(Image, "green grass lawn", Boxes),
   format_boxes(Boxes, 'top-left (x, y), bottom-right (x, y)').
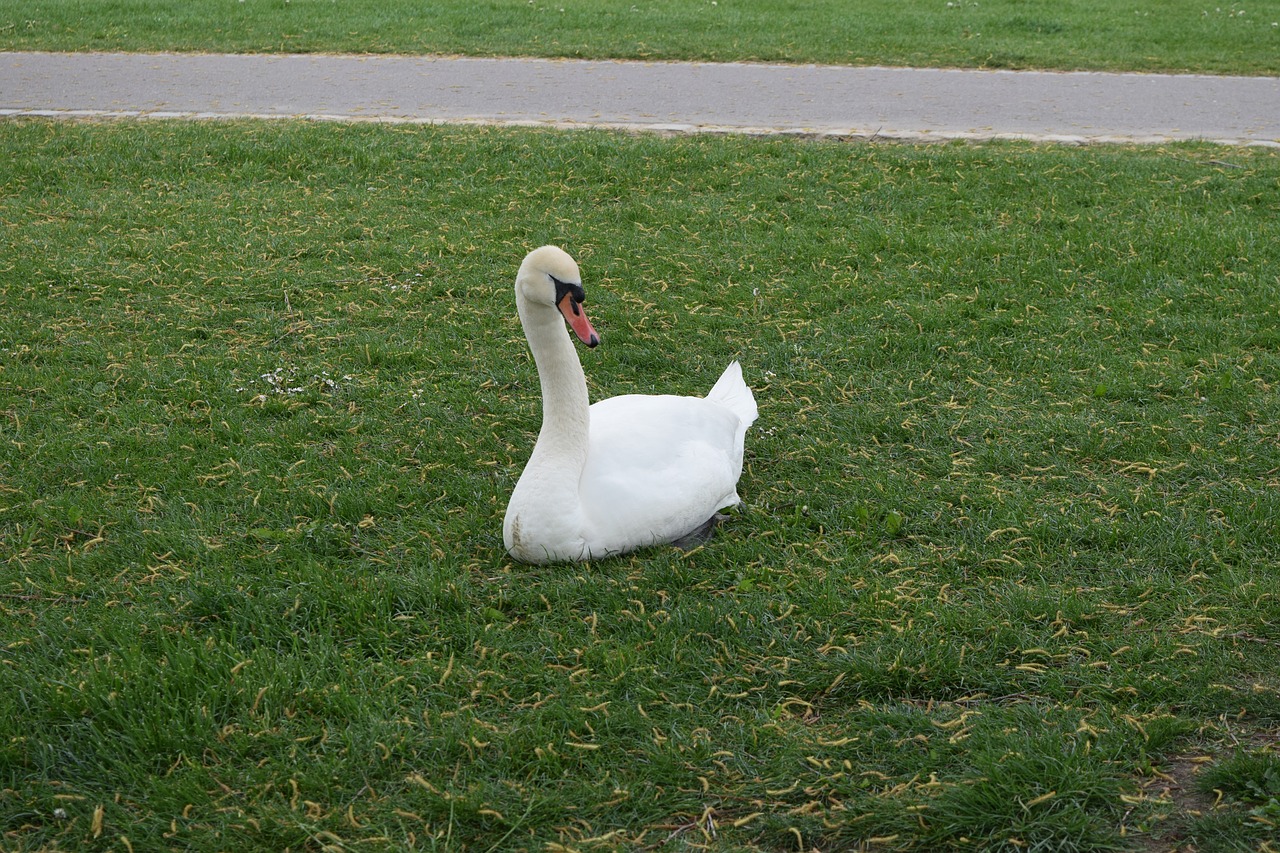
top-left (2, 119), bottom-right (1279, 850)
top-left (2, 0), bottom-right (1279, 75)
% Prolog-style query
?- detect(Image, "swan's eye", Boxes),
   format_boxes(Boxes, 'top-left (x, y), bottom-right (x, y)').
top-left (550, 275), bottom-right (587, 312)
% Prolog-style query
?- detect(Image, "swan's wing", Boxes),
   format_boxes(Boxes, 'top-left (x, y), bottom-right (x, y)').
top-left (706, 360), bottom-right (758, 428)
top-left (579, 394), bottom-right (745, 551)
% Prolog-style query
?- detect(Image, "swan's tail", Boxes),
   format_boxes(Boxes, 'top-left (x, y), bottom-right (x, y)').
top-left (707, 360), bottom-right (758, 428)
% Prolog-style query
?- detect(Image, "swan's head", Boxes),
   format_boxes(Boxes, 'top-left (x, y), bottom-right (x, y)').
top-left (516, 246), bottom-right (599, 348)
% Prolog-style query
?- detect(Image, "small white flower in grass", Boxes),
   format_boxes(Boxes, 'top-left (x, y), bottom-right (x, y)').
top-left (53, 808), bottom-right (68, 820)
top-left (251, 367), bottom-right (348, 397)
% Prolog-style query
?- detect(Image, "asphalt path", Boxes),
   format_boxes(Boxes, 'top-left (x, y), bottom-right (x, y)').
top-left (2, 51), bottom-right (1278, 145)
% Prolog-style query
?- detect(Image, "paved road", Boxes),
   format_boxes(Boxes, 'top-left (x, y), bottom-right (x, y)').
top-left (2, 51), bottom-right (1278, 145)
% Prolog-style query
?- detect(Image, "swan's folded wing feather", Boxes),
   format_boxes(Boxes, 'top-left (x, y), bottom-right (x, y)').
top-left (579, 394), bottom-right (744, 550)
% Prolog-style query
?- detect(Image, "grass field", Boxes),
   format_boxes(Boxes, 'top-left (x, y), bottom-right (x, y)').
top-left (2, 119), bottom-right (1279, 850)
top-left (2, 0), bottom-right (1280, 75)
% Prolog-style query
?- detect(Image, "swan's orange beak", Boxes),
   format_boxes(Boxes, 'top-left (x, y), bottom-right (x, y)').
top-left (558, 291), bottom-right (600, 348)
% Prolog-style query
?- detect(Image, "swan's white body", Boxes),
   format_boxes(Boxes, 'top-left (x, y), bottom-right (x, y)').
top-left (503, 246), bottom-right (757, 564)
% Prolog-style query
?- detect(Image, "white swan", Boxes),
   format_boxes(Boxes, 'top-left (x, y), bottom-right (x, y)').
top-left (503, 246), bottom-right (757, 564)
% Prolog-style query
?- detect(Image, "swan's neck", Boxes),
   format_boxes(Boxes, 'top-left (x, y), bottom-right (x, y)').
top-left (519, 296), bottom-right (590, 473)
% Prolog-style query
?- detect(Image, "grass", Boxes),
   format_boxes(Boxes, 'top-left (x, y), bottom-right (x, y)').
top-left (2, 118), bottom-right (1279, 850)
top-left (2, 0), bottom-right (1279, 75)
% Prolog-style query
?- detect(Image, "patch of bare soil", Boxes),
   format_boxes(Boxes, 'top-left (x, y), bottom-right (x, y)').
top-left (1135, 753), bottom-right (1218, 853)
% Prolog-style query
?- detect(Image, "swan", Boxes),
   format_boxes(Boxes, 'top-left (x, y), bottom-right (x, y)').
top-left (503, 246), bottom-right (757, 564)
